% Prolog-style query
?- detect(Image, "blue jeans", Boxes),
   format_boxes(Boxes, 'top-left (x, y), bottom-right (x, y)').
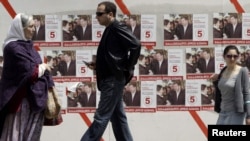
top-left (216, 110), bottom-right (246, 125)
top-left (80, 76), bottom-right (133, 141)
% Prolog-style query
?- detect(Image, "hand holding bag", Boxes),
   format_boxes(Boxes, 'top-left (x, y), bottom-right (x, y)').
top-left (43, 70), bottom-right (63, 126)
top-left (44, 87), bottom-right (63, 126)
top-left (44, 87), bottom-right (61, 119)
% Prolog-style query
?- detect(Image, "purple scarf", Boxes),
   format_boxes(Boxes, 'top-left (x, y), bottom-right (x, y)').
top-left (0, 40), bottom-right (53, 112)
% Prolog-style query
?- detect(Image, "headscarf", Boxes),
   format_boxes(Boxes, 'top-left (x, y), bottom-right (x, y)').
top-left (2, 13), bottom-right (28, 50)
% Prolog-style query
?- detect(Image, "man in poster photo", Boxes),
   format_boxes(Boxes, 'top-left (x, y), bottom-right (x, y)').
top-left (74, 15), bottom-right (92, 40)
top-left (138, 54), bottom-right (153, 75)
top-left (32, 15), bottom-right (45, 41)
top-left (78, 83), bottom-right (96, 107)
top-left (149, 50), bottom-right (168, 75)
top-left (175, 15), bottom-right (193, 40)
top-left (213, 18), bottom-right (223, 38)
top-left (201, 84), bottom-right (213, 105)
top-left (167, 80), bottom-right (185, 105)
top-left (225, 13), bottom-right (242, 39)
top-left (196, 48), bottom-right (215, 73)
top-left (156, 85), bottom-right (167, 105)
top-left (163, 19), bottom-right (177, 40)
top-left (57, 51), bottom-right (76, 76)
top-left (127, 15), bottom-right (141, 40)
top-left (123, 82), bottom-right (141, 106)
top-left (186, 53), bottom-right (200, 73)
top-left (62, 20), bottom-right (77, 41)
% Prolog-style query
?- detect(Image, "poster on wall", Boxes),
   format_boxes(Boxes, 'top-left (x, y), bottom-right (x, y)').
top-left (32, 15), bottom-right (62, 47)
top-left (75, 50), bottom-right (96, 77)
top-left (185, 80), bottom-right (200, 108)
top-left (45, 50), bottom-right (76, 77)
top-left (214, 46), bottom-right (225, 73)
top-left (185, 79), bottom-right (214, 111)
top-left (117, 14), bottom-right (157, 47)
top-left (212, 13), bottom-right (250, 44)
top-left (185, 47), bottom-right (215, 79)
top-left (140, 15), bottom-right (157, 46)
top-left (138, 48), bottom-right (168, 77)
top-left (199, 80), bottom-right (215, 110)
top-left (61, 15), bottom-right (100, 47)
top-left (167, 49), bottom-right (184, 76)
top-left (92, 14), bottom-right (105, 43)
top-left (65, 81), bottom-right (97, 113)
top-left (123, 81), bottom-right (156, 113)
top-left (156, 79), bottom-right (195, 111)
top-left (185, 47), bottom-right (217, 111)
top-left (140, 81), bottom-right (157, 110)
top-left (163, 14), bottom-right (208, 46)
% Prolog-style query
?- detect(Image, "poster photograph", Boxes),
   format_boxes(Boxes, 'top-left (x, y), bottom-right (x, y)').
top-left (164, 14), bottom-right (208, 46)
top-left (212, 13), bottom-right (250, 44)
top-left (32, 15), bottom-right (62, 47)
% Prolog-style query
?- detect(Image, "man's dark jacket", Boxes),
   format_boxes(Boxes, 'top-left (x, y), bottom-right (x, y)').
top-left (96, 19), bottom-right (141, 90)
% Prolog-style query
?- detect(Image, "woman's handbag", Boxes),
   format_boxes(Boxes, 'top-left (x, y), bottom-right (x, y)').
top-left (44, 87), bottom-right (63, 126)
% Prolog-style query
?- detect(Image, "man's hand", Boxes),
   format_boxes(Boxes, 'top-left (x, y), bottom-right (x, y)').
top-left (83, 61), bottom-right (96, 70)
top-left (210, 73), bottom-right (219, 82)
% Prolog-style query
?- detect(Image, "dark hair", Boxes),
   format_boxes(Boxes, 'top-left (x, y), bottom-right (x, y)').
top-left (157, 85), bottom-right (163, 91)
top-left (84, 83), bottom-right (92, 88)
top-left (79, 15), bottom-right (88, 21)
top-left (213, 18), bottom-right (219, 25)
top-left (130, 15), bottom-right (137, 21)
top-left (164, 19), bottom-right (170, 26)
top-left (46, 56), bottom-right (53, 62)
top-left (172, 80), bottom-right (181, 86)
top-left (230, 13), bottom-right (238, 19)
top-left (186, 53), bottom-right (192, 59)
top-left (223, 45), bottom-right (240, 56)
top-left (201, 84), bottom-right (207, 91)
top-left (181, 15), bottom-right (189, 20)
top-left (129, 82), bottom-right (137, 88)
top-left (138, 54), bottom-right (145, 61)
top-left (33, 15), bottom-right (41, 21)
top-left (62, 20), bottom-right (69, 27)
top-left (98, 1), bottom-right (117, 16)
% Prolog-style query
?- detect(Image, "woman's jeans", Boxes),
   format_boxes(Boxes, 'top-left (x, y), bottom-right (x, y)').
top-left (81, 76), bottom-right (133, 141)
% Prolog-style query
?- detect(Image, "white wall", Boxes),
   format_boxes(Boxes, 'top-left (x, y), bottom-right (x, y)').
top-left (41, 111), bottom-right (218, 141)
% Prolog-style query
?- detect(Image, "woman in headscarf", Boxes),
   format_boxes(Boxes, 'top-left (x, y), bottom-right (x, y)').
top-left (0, 13), bottom-right (53, 141)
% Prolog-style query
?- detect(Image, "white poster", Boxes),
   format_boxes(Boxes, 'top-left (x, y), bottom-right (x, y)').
top-left (140, 81), bottom-right (156, 108)
top-left (55, 82), bottom-right (67, 109)
top-left (45, 15), bottom-right (61, 42)
top-left (76, 50), bottom-right (94, 77)
top-left (242, 13), bottom-right (250, 40)
top-left (185, 80), bottom-right (201, 106)
top-left (141, 15), bottom-right (157, 45)
top-left (92, 14), bottom-right (105, 42)
top-left (168, 49), bottom-right (184, 76)
top-left (214, 46), bottom-right (225, 74)
top-left (193, 14), bottom-right (208, 41)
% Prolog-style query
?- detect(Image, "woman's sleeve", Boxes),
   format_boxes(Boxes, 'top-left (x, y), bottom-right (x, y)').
top-left (242, 67), bottom-right (250, 118)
